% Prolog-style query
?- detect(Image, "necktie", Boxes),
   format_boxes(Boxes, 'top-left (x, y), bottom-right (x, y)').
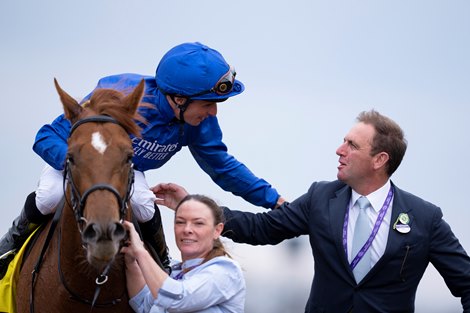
top-left (352, 196), bottom-right (372, 282)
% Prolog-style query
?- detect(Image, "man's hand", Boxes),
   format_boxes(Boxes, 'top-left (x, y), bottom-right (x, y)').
top-left (151, 182), bottom-right (189, 210)
top-left (274, 196), bottom-right (287, 209)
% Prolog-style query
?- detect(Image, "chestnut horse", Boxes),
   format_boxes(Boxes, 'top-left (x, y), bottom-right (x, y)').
top-left (15, 79), bottom-right (146, 312)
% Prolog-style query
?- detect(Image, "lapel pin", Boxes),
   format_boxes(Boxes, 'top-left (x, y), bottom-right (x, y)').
top-left (398, 213), bottom-right (410, 224)
top-left (395, 223), bottom-right (411, 234)
top-left (394, 213), bottom-right (411, 234)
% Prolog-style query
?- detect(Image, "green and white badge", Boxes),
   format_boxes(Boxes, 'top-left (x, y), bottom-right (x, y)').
top-left (398, 213), bottom-right (410, 224)
top-left (393, 213), bottom-right (411, 234)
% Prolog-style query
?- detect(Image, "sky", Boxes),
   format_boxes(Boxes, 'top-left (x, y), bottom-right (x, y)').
top-left (1, 1), bottom-right (469, 312)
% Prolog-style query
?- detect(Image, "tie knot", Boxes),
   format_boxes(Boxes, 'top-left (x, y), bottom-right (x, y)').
top-left (356, 197), bottom-right (370, 210)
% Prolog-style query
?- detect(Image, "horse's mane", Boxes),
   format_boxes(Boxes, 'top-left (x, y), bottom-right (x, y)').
top-left (85, 88), bottom-right (147, 137)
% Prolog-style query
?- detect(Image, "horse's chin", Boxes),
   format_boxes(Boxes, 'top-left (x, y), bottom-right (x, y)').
top-left (86, 241), bottom-right (121, 270)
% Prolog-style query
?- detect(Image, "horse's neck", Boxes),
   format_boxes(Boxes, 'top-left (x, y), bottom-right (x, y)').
top-left (60, 203), bottom-right (83, 247)
top-left (57, 202), bottom-right (91, 278)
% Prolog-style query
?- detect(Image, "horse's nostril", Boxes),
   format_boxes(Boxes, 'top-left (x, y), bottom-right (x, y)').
top-left (82, 223), bottom-right (99, 242)
top-left (112, 222), bottom-right (126, 240)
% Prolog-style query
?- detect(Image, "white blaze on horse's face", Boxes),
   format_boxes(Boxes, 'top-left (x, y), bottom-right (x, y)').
top-left (91, 132), bottom-right (108, 154)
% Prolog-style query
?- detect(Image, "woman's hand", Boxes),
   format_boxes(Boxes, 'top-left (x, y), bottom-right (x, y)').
top-left (121, 221), bottom-right (146, 261)
top-left (121, 222), bottom-right (169, 299)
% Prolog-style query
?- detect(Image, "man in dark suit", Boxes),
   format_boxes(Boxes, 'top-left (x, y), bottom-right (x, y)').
top-left (152, 110), bottom-right (470, 312)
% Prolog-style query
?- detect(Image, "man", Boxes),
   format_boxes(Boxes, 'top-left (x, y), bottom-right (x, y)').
top-left (154, 110), bottom-right (470, 312)
top-left (0, 42), bottom-right (284, 278)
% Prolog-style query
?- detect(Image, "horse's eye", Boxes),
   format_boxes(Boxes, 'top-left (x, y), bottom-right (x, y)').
top-left (126, 154), bottom-right (133, 164)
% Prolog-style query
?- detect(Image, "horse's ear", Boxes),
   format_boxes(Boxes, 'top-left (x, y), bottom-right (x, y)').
top-left (54, 78), bottom-right (83, 122)
top-left (123, 79), bottom-right (145, 115)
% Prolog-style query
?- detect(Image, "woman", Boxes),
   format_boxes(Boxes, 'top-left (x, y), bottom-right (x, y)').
top-left (121, 194), bottom-right (245, 313)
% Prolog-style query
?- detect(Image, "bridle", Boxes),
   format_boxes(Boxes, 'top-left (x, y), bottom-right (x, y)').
top-left (30, 115), bottom-right (135, 312)
top-left (64, 115), bottom-right (134, 306)
top-left (65, 115), bottom-right (134, 231)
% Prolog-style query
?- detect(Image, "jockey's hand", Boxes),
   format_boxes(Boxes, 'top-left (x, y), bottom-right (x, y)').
top-left (151, 183), bottom-right (189, 210)
top-left (274, 196), bottom-right (287, 209)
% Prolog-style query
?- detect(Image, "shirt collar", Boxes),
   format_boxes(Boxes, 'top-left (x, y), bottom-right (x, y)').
top-left (351, 180), bottom-right (391, 213)
top-left (181, 258), bottom-right (204, 270)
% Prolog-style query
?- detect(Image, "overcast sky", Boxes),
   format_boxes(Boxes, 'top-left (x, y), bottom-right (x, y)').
top-left (1, 1), bottom-right (469, 312)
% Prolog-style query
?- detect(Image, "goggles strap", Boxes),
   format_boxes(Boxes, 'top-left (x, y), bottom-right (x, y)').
top-left (170, 96), bottom-right (192, 136)
top-left (177, 98), bottom-right (192, 123)
top-left (177, 103), bottom-right (188, 136)
top-left (168, 95), bottom-right (192, 124)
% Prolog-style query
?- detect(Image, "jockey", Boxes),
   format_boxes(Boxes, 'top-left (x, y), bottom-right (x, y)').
top-left (0, 42), bottom-right (285, 279)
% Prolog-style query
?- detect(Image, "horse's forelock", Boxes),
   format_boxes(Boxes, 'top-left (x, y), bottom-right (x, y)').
top-left (88, 88), bottom-right (144, 137)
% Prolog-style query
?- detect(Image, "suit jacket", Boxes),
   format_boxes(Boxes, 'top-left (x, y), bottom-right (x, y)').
top-left (222, 180), bottom-right (470, 313)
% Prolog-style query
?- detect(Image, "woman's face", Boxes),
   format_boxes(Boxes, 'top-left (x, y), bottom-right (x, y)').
top-left (174, 199), bottom-right (223, 261)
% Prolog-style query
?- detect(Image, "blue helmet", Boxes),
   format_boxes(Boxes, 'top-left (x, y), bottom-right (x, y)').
top-left (155, 42), bottom-right (244, 101)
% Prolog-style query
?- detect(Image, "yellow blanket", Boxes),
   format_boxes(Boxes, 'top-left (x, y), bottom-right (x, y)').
top-left (0, 228), bottom-right (39, 313)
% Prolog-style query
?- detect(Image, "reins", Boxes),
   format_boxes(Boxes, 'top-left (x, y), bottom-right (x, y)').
top-left (30, 197), bottom-right (64, 313)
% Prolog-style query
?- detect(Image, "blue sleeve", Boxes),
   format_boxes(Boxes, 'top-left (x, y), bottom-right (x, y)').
top-left (32, 74), bottom-right (149, 171)
top-left (188, 116), bottom-right (280, 209)
top-left (32, 114), bottom-right (71, 170)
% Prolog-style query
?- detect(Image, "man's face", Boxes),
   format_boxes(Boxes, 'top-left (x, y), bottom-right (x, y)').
top-left (336, 122), bottom-right (376, 189)
top-left (182, 100), bottom-right (218, 126)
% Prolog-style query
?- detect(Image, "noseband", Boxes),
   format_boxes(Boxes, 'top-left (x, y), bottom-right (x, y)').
top-left (64, 115), bottom-right (134, 230)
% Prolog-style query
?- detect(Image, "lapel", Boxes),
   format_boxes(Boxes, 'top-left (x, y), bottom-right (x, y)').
top-left (328, 185), bottom-right (354, 280)
top-left (362, 183), bottom-right (414, 282)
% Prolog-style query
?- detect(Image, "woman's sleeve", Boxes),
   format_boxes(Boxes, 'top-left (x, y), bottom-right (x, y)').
top-left (129, 285), bottom-right (165, 313)
top-left (154, 259), bottom-right (245, 311)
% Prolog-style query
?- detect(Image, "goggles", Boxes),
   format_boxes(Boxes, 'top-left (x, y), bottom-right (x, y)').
top-left (190, 65), bottom-right (236, 97)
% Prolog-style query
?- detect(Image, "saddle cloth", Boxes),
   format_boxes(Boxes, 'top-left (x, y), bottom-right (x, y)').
top-left (0, 228), bottom-right (39, 313)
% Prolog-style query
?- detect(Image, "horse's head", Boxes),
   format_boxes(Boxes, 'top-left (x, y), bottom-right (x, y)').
top-left (54, 78), bottom-right (144, 270)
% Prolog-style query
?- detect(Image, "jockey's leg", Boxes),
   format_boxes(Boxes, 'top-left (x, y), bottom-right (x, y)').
top-left (0, 191), bottom-right (48, 279)
top-left (139, 205), bottom-right (171, 273)
top-left (130, 170), bottom-right (171, 273)
top-left (0, 165), bottom-right (63, 279)
top-left (35, 164), bottom-right (65, 215)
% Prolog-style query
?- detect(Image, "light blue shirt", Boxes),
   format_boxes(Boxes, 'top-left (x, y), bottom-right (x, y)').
top-left (129, 256), bottom-right (246, 313)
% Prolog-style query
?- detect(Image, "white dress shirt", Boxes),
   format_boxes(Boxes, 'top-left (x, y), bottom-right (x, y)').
top-left (347, 180), bottom-right (393, 269)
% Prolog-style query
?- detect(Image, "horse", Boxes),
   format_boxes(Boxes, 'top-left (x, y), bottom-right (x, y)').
top-left (15, 79), bottom-right (146, 312)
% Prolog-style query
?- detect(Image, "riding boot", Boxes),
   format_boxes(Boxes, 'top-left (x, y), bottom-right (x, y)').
top-left (0, 191), bottom-right (48, 279)
top-left (139, 205), bottom-right (171, 274)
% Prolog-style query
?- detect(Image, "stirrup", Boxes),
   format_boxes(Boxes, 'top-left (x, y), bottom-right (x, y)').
top-left (0, 249), bottom-right (16, 260)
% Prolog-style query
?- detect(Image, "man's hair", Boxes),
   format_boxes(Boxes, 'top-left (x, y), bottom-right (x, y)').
top-left (357, 110), bottom-right (407, 176)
